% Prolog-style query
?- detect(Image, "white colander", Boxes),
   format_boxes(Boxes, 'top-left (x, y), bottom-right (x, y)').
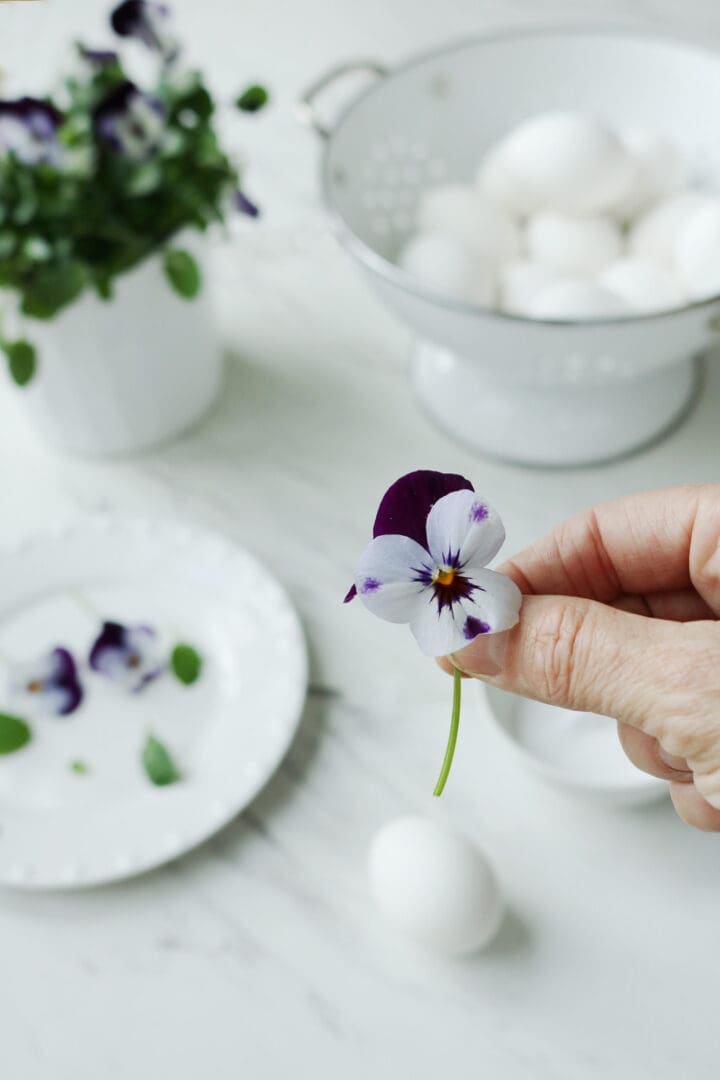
top-left (300, 27), bottom-right (720, 466)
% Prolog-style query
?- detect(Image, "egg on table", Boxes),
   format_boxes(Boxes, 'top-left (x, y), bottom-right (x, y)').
top-left (368, 815), bottom-right (504, 956)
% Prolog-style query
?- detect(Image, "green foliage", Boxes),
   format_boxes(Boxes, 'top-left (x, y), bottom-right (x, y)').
top-left (0, 40), bottom-right (243, 377)
top-left (3, 339), bottom-right (37, 386)
top-left (170, 643), bottom-right (203, 685)
top-left (0, 713), bottom-right (32, 755)
top-left (236, 84), bottom-right (269, 113)
top-left (142, 734), bottom-right (181, 786)
top-left (163, 249), bottom-right (201, 298)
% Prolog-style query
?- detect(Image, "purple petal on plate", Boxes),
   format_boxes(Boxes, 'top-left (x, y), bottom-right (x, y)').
top-left (235, 190), bottom-right (260, 218)
top-left (372, 470), bottom-right (474, 547)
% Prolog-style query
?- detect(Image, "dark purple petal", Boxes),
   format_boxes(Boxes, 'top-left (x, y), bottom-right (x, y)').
top-left (373, 470), bottom-right (474, 547)
top-left (235, 190), bottom-right (260, 218)
top-left (93, 81), bottom-right (164, 156)
top-left (463, 616), bottom-right (491, 640)
top-left (0, 97), bottom-right (63, 135)
top-left (89, 620), bottom-right (127, 672)
top-left (344, 470), bottom-right (474, 603)
top-left (48, 647), bottom-right (83, 715)
top-left (111, 1), bottom-right (176, 58)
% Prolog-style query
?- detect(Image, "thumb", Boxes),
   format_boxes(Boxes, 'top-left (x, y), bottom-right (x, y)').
top-left (450, 595), bottom-right (677, 733)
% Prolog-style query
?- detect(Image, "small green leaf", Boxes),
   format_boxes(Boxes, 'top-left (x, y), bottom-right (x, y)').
top-left (4, 340), bottom-right (37, 387)
top-left (163, 249), bottom-right (201, 299)
top-left (0, 714), bottom-right (32, 755)
top-left (170, 643), bottom-right (203, 686)
top-left (236, 84), bottom-right (269, 112)
top-left (142, 735), bottom-right (181, 786)
top-left (70, 759), bottom-right (89, 775)
top-left (21, 261), bottom-right (87, 319)
top-left (127, 161), bottom-right (162, 197)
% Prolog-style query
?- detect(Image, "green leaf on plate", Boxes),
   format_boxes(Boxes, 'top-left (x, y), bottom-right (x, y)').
top-left (0, 713), bottom-right (32, 755)
top-left (70, 759), bottom-right (89, 775)
top-left (170, 643), bottom-right (203, 686)
top-left (163, 248), bottom-right (201, 299)
top-left (142, 735), bottom-right (181, 786)
top-left (236, 84), bottom-right (269, 113)
top-left (3, 340), bottom-right (37, 386)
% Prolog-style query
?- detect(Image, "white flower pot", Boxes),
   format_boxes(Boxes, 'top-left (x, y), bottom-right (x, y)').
top-left (10, 251), bottom-right (222, 456)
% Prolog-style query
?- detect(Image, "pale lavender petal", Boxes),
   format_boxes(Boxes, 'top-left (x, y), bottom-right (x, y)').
top-left (353, 534), bottom-right (431, 624)
top-left (425, 490), bottom-right (505, 569)
top-left (408, 596), bottom-right (462, 657)
top-left (409, 568), bottom-right (521, 656)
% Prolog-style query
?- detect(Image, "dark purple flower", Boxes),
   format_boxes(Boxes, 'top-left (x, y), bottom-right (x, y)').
top-left (345, 470), bottom-right (474, 602)
top-left (235, 190), bottom-right (260, 218)
top-left (9, 647), bottom-right (83, 716)
top-left (93, 80), bottom-right (165, 159)
top-left (89, 621), bottom-right (164, 692)
top-left (0, 97), bottom-right (64, 165)
top-left (110, 1), bottom-right (178, 61)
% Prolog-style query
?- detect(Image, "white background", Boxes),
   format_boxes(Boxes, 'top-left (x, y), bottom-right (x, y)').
top-left (2, 1), bottom-right (720, 1077)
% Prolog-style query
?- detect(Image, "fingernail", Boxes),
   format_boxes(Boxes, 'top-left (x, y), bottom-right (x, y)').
top-left (658, 746), bottom-right (691, 772)
top-left (450, 630), bottom-right (509, 679)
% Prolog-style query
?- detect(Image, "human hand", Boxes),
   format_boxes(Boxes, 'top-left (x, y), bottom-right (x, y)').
top-left (441, 485), bottom-right (720, 830)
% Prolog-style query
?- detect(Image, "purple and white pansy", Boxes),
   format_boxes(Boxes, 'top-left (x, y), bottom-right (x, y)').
top-left (349, 470), bottom-right (522, 657)
top-left (89, 621), bottom-right (164, 692)
top-left (0, 97), bottom-right (64, 166)
top-left (93, 80), bottom-right (165, 159)
top-left (110, 0), bottom-right (178, 62)
top-left (9, 647), bottom-right (83, 716)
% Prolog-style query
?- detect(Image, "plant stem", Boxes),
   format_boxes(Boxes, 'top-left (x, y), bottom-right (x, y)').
top-left (433, 666), bottom-right (462, 796)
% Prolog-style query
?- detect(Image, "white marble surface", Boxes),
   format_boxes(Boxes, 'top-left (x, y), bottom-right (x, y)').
top-left (2, 1), bottom-right (720, 1076)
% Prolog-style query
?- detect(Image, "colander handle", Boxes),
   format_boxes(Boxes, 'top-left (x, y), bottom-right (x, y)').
top-left (297, 60), bottom-right (388, 139)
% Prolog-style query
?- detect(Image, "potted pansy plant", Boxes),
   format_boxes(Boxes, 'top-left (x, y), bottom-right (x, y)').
top-left (0, 1), bottom-right (266, 455)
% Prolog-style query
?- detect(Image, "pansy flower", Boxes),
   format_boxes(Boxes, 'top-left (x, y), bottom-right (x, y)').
top-left (349, 470), bottom-right (522, 793)
top-left (110, 0), bottom-right (178, 62)
top-left (0, 97), bottom-right (64, 166)
top-left (93, 80), bottom-right (165, 160)
top-left (89, 621), bottom-right (164, 692)
top-left (8, 647), bottom-right (83, 716)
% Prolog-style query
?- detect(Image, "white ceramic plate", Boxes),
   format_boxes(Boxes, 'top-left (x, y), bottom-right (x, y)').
top-left (484, 685), bottom-right (667, 807)
top-left (0, 518), bottom-right (307, 889)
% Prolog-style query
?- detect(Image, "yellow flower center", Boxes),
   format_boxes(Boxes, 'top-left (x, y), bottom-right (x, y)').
top-left (27, 679), bottom-right (44, 694)
top-left (434, 567), bottom-right (456, 587)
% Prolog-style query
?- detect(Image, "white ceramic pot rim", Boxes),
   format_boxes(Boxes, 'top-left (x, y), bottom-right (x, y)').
top-left (318, 22), bottom-right (720, 328)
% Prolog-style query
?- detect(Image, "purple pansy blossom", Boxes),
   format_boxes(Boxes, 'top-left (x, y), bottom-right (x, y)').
top-left (93, 80), bottom-right (165, 159)
top-left (79, 46), bottom-right (120, 66)
top-left (110, 1), bottom-right (178, 61)
top-left (89, 621), bottom-right (164, 692)
top-left (0, 97), bottom-right (64, 166)
top-left (351, 470), bottom-right (522, 657)
top-left (9, 647), bottom-right (83, 716)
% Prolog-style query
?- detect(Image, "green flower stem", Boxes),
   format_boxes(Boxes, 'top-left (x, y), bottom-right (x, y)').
top-left (433, 666), bottom-right (462, 796)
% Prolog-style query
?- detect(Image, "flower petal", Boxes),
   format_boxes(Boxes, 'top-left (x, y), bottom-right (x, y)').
top-left (409, 569), bottom-right (521, 656)
top-left (373, 470), bottom-right (474, 547)
top-left (353, 534), bottom-right (431, 623)
top-left (425, 490), bottom-right (505, 568)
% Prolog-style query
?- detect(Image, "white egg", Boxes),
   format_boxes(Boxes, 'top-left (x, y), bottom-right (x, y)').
top-left (500, 259), bottom-right (563, 314)
top-left (527, 278), bottom-right (630, 320)
top-left (480, 111), bottom-right (632, 215)
top-left (526, 211), bottom-right (622, 275)
top-left (398, 231), bottom-right (496, 306)
top-left (368, 816), bottom-right (503, 956)
top-left (612, 130), bottom-right (688, 220)
top-left (674, 201), bottom-right (720, 300)
top-left (598, 256), bottom-right (686, 314)
top-left (417, 183), bottom-right (521, 262)
top-left (629, 191), bottom-right (716, 265)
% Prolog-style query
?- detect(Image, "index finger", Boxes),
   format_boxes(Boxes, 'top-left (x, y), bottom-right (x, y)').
top-left (498, 484), bottom-right (720, 607)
